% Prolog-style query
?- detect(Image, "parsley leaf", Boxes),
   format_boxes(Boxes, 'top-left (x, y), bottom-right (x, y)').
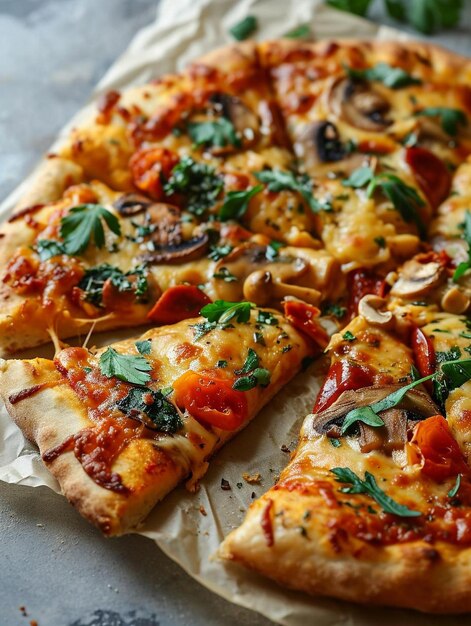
top-left (254, 169), bottom-right (331, 213)
top-left (213, 267), bottom-right (238, 282)
top-left (331, 468), bottom-right (421, 517)
top-left (342, 166), bottom-right (426, 238)
top-left (345, 62), bottom-right (422, 89)
top-left (35, 239), bottom-right (66, 261)
top-left (342, 331), bottom-right (356, 341)
top-left (453, 210), bottom-right (471, 282)
top-left (135, 339), bottom-right (152, 355)
top-left (116, 387), bottom-right (182, 434)
top-left (219, 185), bottom-right (263, 221)
top-left (239, 348), bottom-right (259, 373)
top-left (415, 107), bottom-right (467, 136)
top-left (321, 303), bottom-right (347, 319)
top-left (60, 204), bottom-right (121, 255)
top-left (99, 348), bottom-right (152, 385)
top-left (448, 473), bottom-right (462, 498)
top-left (233, 368), bottom-right (271, 391)
top-left (341, 406), bottom-right (386, 435)
top-left (229, 15), bottom-right (258, 41)
top-left (164, 156), bottom-right (224, 216)
top-left (78, 264), bottom-right (148, 307)
top-left (188, 118), bottom-right (241, 149)
top-left (201, 300), bottom-right (254, 324)
top-left (208, 244), bottom-right (233, 261)
top-left (257, 310), bottom-right (278, 325)
top-left (191, 321), bottom-right (217, 341)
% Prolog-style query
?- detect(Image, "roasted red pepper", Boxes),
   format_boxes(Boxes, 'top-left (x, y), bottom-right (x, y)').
top-left (313, 360), bottom-right (374, 413)
top-left (283, 301), bottom-right (329, 350)
top-left (405, 146), bottom-right (451, 209)
top-left (147, 285), bottom-right (211, 324)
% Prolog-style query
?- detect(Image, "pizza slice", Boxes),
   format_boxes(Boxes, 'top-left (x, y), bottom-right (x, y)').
top-left (258, 39), bottom-right (471, 270)
top-left (0, 301), bottom-right (326, 535)
top-left (220, 314), bottom-right (471, 613)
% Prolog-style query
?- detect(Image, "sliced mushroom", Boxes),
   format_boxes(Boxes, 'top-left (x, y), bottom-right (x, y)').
top-left (140, 233), bottom-right (209, 265)
top-left (113, 193), bottom-right (153, 217)
top-left (209, 92), bottom-right (260, 145)
top-left (441, 286), bottom-right (471, 314)
top-left (358, 294), bottom-right (393, 328)
top-left (329, 78), bottom-right (391, 132)
top-left (310, 384), bottom-right (439, 454)
top-left (390, 258), bottom-right (446, 298)
top-left (297, 121), bottom-right (345, 169)
top-left (145, 203), bottom-right (183, 248)
top-left (243, 270), bottom-right (322, 306)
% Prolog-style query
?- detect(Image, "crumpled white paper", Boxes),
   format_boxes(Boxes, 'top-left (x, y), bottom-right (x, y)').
top-left (0, 1), bottom-right (461, 624)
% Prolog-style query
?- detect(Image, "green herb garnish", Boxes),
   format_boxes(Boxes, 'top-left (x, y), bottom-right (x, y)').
top-left (188, 118), bottom-right (241, 149)
top-left (342, 331), bottom-right (356, 341)
top-left (229, 15), bottom-right (258, 40)
top-left (284, 24), bottom-right (311, 39)
top-left (213, 267), bottom-right (238, 282)
top-left (60, 204), bottom-right (121, 255)
top-left (254, 169), bottom-right (331, 213)
top-left (35, 239), bottom-right (66, 261)
top-left (135, 340), bottom-right (152, 355)
top-left (201, 300), bottom-right (254, 324)
top-left (257, 310), bottom-right (278, 326)
top-left (116, 387), bottom-right (182, 433)
top-left (99, 348), bottom-right (152, 385)
top-left (331, 467), bottom-right (421, 517)
top-left (219, 185), bottom-right (263, 221)
top-left (342, 166), bottom-right (426, 238)
top-left (415, 107), bottom-right (467, 136)
top-left (448, 474), bottom-right (462, 498)
top-left (208, 244), bottom-right (233, 261)
top-left (164, 156), bottom-right (224, 216)
top-left (453, 210), bottom-right (471, 282)
top-left (78, 264), bottom-right (148, 307)
top-left (345, 62), bottom-right (422, 89)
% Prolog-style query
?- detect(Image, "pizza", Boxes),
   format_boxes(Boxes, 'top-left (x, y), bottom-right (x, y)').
top-left (3, 36), bottom-right (471, 614)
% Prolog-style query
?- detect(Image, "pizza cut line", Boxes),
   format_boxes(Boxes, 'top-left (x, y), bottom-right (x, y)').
top-left (3, 38), bottom-right (471, 613)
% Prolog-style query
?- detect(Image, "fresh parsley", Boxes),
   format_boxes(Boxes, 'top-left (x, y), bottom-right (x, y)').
top-left (229, 15), bottom-right (258, 40)
top-left (188, 118), bottom-right (241, 149)
top-left (331, 467), bottom-right (421, 517)
top-left (345, 62), bottom-right (422, 89)
top-left (453, 210), bottom-right (471, 282)
top-left (257, 310), bottom-right (278, 325)
top-left (135, 339), bottom-right (152, 355)
top-left (448, 474), bottom-right (462, 498)
top-left (60, 204), bottom-right (121, 255)
top-left (99, 348), bottom-right (152, 385)
top-left (254, 169), bottom-right (331, 213)
top-left (219, 185), bottom-right (263, 221)
top-left (35, 239), bottom-right (66, 261)
top-left (233, 348), bottom-right (271, 391)
top-left (78, 264), bottom-right (148, 307)
top-left (415, 107), bottom-right (467, 136)
top-left (164, 156), bottom-right (224, 216)
top-left (342, 330), bottom-right (356, 342)
top-left (116, 387), bottom-right (182, 433)
top-left (201, 300), bottom-right (254, 324)
top-left (322, 303), bottom-right (347, 319)
top-left (342, 166), bottom-right (426, 238)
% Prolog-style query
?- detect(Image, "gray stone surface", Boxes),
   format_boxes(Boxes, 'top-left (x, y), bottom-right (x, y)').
top-left (0, 1), bottom-right (471, 625)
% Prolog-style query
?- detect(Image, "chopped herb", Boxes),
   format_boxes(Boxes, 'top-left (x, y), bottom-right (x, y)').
top-left (341, 405), bottom-right (386, 435)
top-left (59, 204), bottom-right (121, 256)
top-left (266, 240), bottom-right (285, 261)
top-left (188, 118), bottom-right (241, 149)
top-left (135, 339), bottom-right (152, 355)
top-left (330, 438), bottom-right (342, 448)
top-left (284, 24), bottom-right (311, 39)
top-left (415, 107), bottom-right (467, 136)
top-left (164, 156), bottom-right (224, 216)
top-left (435, 346), bottom-right (461, 364)
top-left (229, 15), bottom-right (257, 40)
top-left (219, 185), bottom-right (263, 221)
top-left (116, 387), bottom-right (182, 433)
top-left (453, 210), bottom-right (471, 282)
top-left (161, 386), bottom-right (173, 397)
top-left (322, 303), bottom-right (347, 319)
top-left (257, 310), bottom-right (278, 325)
top-left (342, 166), bottom-right (426, 238)
top-left (78, 264), bottom-right (148, 307)
top-left (217, 359), bottom-right (228, 368)
top-left (342, 331), bottom-right (356, 341)
top-left (254, 169), bottom-right (331, 213)
top-left (201, 300), bottom-right (254, 324)
top-left (83, 367), bottom-right (92, 374)
top-left (208, 243), bottom-right (233, 261)
top-left (191, 321), bottom-right (217, 340)
top-left (238, 348), bottom-right (260, 374)
top-left (213, 267), bottom-right (238, 282)
top-left (448, 474), bottom-right (462, 498)
top-left (35, 239), bottom-right (66, 261)
top-left (233, 367), bottom-right (271, 391)
top-left (344, 62), bottom-right (422, 89)
top-left (99, 348), bottom-right (152, 385)
top-left (331, 467), bottom-right (421, 517)
top-left (374, 236), bottom-right (386, 248)
top-left (254, 331), bottom-right (265, 345)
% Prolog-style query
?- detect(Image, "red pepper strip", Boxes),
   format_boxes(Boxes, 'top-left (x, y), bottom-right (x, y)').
top-left (405, 147), bottom-right (451, 210)
top-left (408, 415), bottom-right (469, 482)
top-left (173, 371), bottom-right (248, 431)
top-left (313, 360), bottom-right (374, 413)
top-left (129, 147), bottom-right (180, 201)
top-left (147, 285), bottom-right (211, 324)
top-left (283, 301), bottom-right (329, 351)
top-left (347, 269), bottom-right (387, 320)
top-left (411, 326), bottom-right (436, 385)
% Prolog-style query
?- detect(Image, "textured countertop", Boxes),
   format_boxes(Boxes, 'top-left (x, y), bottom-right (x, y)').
top-left (1, 2), bottom-right (471, 625)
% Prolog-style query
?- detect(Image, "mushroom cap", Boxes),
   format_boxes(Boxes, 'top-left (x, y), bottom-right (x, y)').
top-left (390, 258), bottom-right (446, 298)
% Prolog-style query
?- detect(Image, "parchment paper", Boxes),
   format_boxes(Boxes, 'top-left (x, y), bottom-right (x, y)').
top-left (0, 1), bottom-right (463, 624)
